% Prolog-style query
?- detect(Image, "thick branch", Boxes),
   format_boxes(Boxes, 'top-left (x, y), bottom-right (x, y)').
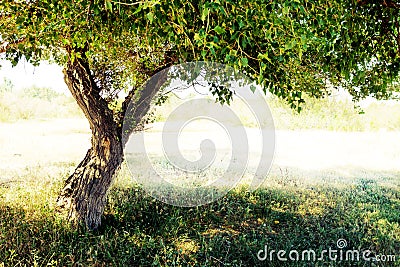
top-left (119, 53), bottom-right (177, 137)
top-left (120, 67), bottom-right (170, 145)
top-left (63, 56), bottom-right (117, 134)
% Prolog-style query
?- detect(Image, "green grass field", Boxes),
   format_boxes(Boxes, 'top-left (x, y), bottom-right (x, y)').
top-left (0, 87), bottom-right (399, 266)
top-left (0, 164), bottom-right (399, 266)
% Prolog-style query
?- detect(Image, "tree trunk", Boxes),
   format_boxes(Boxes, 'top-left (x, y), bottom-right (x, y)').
top-left (56, 55), bottom-right (169, 230)
top-left (56, 57), bottom-right (123, 230)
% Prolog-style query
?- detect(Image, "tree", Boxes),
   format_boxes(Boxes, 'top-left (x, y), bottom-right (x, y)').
top-left (1, 0), bottom-right (399, 230)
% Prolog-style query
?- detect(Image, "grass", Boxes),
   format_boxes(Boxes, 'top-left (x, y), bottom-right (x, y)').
top-left (0, 87), bottom-right (83, 122)
top-left (0, 163), bottom-right (398, 266)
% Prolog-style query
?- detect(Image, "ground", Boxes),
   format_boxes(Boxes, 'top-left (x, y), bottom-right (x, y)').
top-left (1, 118), bottom-right (399, 184)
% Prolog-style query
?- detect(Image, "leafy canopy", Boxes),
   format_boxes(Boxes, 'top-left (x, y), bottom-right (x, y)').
top-left (1, 0), bottom-right (400, 110)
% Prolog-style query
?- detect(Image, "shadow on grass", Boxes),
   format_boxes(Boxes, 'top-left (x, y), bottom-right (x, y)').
top-left (0, 179), bottom-right (399, 266)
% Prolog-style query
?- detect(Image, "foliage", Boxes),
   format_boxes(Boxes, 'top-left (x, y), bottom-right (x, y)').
top-left (0, 163), bottom-right (398, 266)
top-left (1, 0), bottom-right (400, 109)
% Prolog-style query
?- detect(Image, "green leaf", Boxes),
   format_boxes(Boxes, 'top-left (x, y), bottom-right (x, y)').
top-left (94, 5), bottom-right (100, 15)
top-left (133, 4), bottom-right (143, 15)
top-left (240, 57), bottom-right (248, 67)
top-left (201, 7), bottom-right (209, 22)
top-left (259, 53), bottom-right (272, 64)
top-left (238, 19), bottom-right (245, 29)
top-left (146, 12), bottom-right (154, 24)
top-left (214, 25), bottom-right (225, 35)
top-left (105, 0), bottom-right (112, 12)
top-left (62, 39), bottom-right (70, 45)
top-left (285, 40), bottom-right (296, 51)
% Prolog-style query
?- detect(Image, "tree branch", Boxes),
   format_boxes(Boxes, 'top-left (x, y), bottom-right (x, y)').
top-left (63, 54), bottom-right (117, 134)
top-left (120, 66), bottom-right (169, 145)
top-left (118, 51), bottom-right (178, 129)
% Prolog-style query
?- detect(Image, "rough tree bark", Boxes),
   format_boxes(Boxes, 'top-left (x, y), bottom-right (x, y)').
top-left (56, 55), bottom-right (169, 230)
top-left (56, 57), bottom-right (124, 230)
